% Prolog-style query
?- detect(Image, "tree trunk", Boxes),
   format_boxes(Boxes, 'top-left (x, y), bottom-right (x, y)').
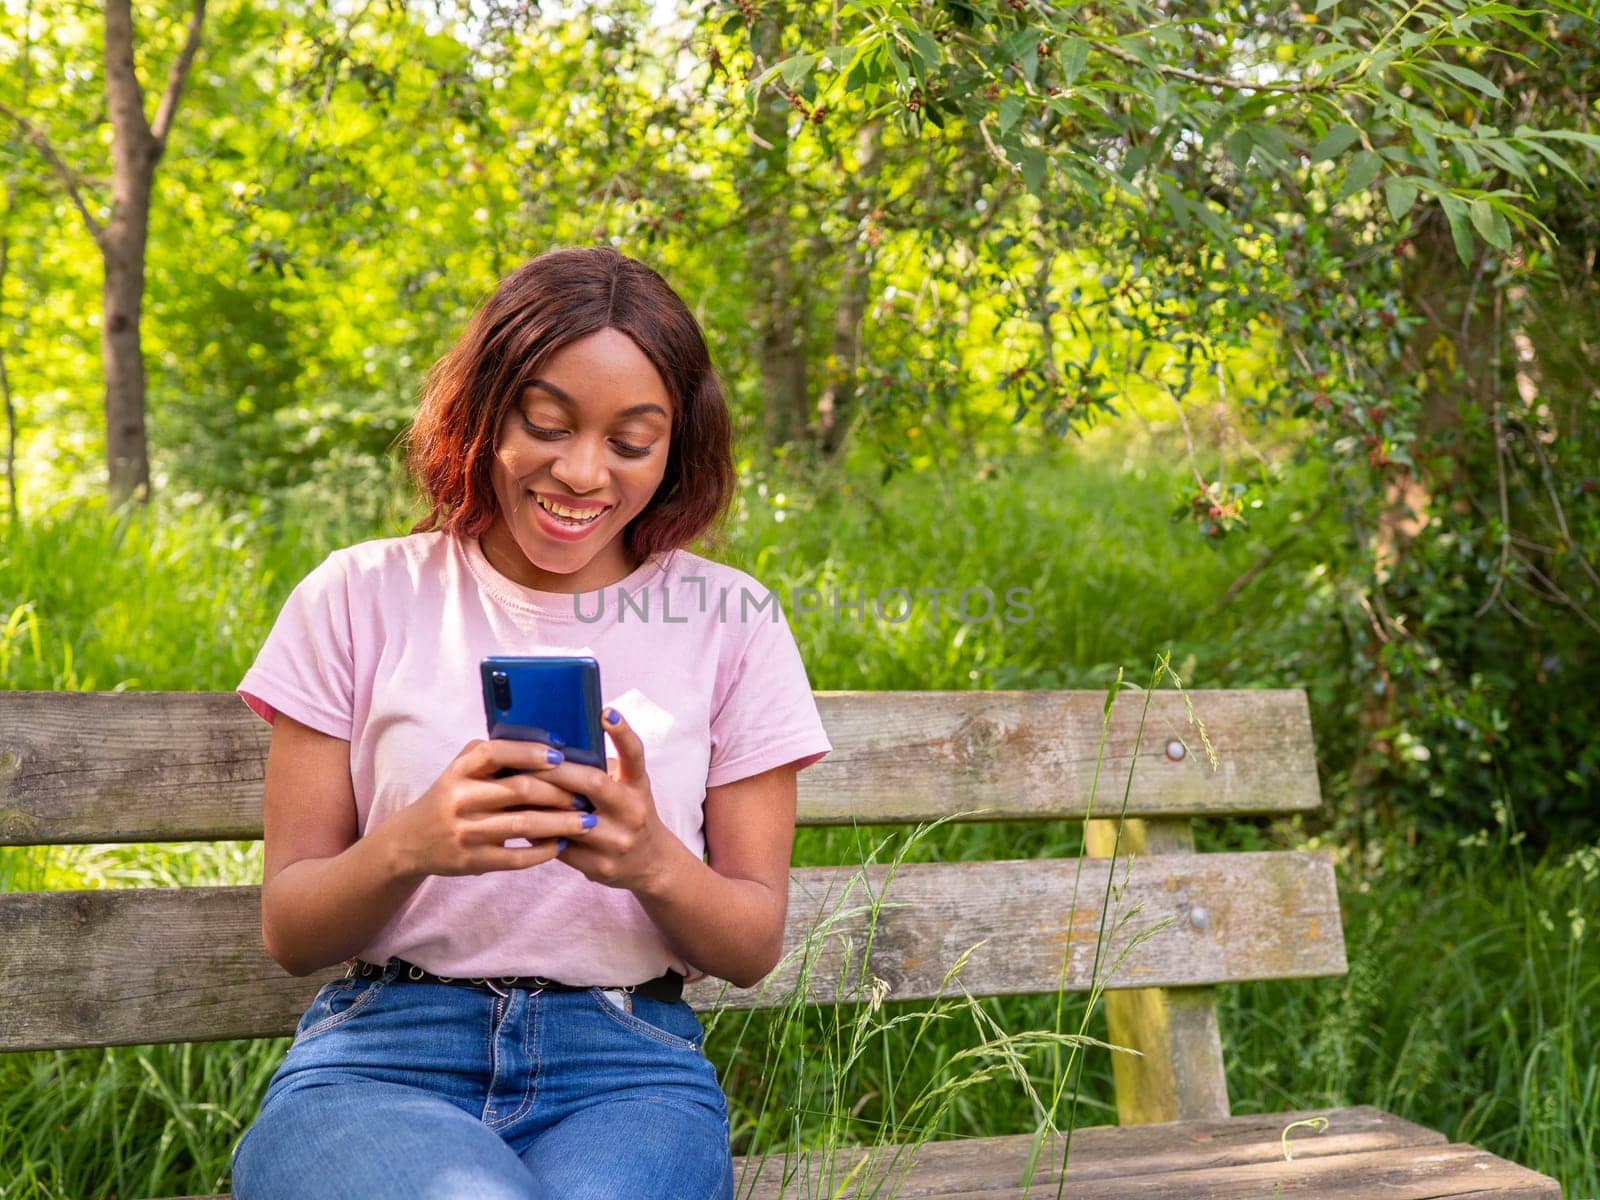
top-left (102, 0), bottom-right (160, 506)
top-left (817, 121), bottom-right (881, 460)
top-left (99, 0), bottom-right (206, 508)
top-left (101, 185), bottom-right (155, 507)
top-left (747, 13), bottom-right (808, 451)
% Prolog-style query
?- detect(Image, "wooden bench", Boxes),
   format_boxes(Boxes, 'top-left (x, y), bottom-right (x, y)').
top-left (0, 688), bottom-right (1562, 1198)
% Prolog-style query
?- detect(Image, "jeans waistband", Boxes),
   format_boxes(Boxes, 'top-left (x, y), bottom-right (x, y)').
top-left (347, 956), bottom-right (686, 1003)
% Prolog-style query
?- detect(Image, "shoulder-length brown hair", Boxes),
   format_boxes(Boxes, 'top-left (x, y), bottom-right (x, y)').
top-left (404, 245), bottom-right (736, 562)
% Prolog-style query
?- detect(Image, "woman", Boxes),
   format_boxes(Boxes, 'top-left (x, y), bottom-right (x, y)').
top-left (229, 245), bottom-right (832, 1200)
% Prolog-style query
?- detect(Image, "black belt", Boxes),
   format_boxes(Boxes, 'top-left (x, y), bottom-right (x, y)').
top-left (347, 956), bottom-right (684, 1003)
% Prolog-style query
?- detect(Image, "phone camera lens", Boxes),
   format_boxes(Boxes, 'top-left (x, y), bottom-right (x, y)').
top-left (491, 671), bottom-right (511, 709)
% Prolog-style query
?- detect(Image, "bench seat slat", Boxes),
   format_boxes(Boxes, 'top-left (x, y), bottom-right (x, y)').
top-left (734, 1105), bottom-right (1459, 1196)
top-left (0, 689), bottom-right (1322, 845)
top-left (148, 1107), bottom-right (1560, 1200)
top-left (0, 852), bottom-right (1345, 1051)
top-left (903, 1144), bottom-right (1561, 1199)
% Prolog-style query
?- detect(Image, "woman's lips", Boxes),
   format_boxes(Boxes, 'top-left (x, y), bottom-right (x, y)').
top-left (530, 491), bottom-right (611, 541)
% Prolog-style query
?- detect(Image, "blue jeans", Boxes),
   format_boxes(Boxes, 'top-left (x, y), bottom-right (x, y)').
top-left (230, 957), bottom-right (734, 1200)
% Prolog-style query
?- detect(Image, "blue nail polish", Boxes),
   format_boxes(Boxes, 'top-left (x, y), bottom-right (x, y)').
top-left (580, 812), bottom-right (597, 830)
top-left (546, 748), bottom-right (564, 765)
top-left (605, 707), bottom-right (619, 725)
top-left (556, 838), bottom-right (568, 853)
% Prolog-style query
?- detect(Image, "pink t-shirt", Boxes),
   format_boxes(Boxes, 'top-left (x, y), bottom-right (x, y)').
top-left (237, 530), bottom-right (831, 985)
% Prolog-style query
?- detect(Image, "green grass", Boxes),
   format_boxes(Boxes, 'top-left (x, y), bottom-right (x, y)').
top-left (1, 452), bottom-right (1594, 1197)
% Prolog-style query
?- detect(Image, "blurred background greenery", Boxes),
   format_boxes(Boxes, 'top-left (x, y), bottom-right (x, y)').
top-left (1, 0), bottom-right (1596, 1195)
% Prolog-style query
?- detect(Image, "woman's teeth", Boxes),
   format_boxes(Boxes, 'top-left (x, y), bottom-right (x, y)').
top-left (537, 495), bottom-right (606, 526)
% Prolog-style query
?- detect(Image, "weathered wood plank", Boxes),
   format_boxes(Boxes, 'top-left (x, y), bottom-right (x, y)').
top-left (732, 1106), bottom-right (1449, 1197)
top-left (1084, 817), bottom-right (1231, 1124)
top-left (0, 689), bottom-right (1321, 844)
top-left (0, 852), bottom-right (1346, 1050)
top-left (976, 1144), bottom-right (1562, 1199)
top-left (161, 1107), bottom-right (1562, 1200)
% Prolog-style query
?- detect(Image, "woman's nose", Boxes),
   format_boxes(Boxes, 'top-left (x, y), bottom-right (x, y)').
top-left (549, 438), bottom-right (609, 492)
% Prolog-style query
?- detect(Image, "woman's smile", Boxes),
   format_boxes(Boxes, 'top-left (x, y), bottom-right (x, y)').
top-left (531, 491), bottom-right (613, 540)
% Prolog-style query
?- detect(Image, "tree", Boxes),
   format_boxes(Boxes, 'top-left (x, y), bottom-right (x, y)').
top-left (1, 0), bottom-right (207, 507)
top-left (725, 0), bottom-right (1600, 840)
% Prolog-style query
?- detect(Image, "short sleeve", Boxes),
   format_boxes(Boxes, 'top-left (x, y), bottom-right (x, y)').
top-left (706, 593), bottom-right (831, 789)
top-left (237, 551), bottom-right (355, 741)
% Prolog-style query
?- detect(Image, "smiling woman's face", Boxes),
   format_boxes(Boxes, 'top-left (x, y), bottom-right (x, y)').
top-left (480, 327), bottom-right (674, 594)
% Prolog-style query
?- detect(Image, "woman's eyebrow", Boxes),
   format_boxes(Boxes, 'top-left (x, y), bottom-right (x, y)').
top-left (527, 379), bottom-right (668, 421)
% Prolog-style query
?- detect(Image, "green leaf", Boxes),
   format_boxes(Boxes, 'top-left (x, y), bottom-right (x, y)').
top-left (1473, 139), bottom-right (1532, 185)
top-left (999, 95), bottom-right (1023, 135)
top-left (1245, 122), bottom-right (1293, 170)
top-left (1156, 177), bottom-right (1191, 231)
top-left (1191, 199), bottom-right (1232, 242)
top-left (885, 43), bottom-right (909, 89)
top-left (1002, 28), bottom-right (1041, 63)
top-left (1311, 125), bottom-right (1361, 163)
top-left (1439, 193), bottom-right (1474, 266)
top-left (1335, 150), bottom-right (1382, 201)
top-left (1384, 175), bottom-right (1418, 222)
top-left (1225, 128), bottom-right (1253, 169)
top-left (1017, 145), bottom-right (1047, 195)
top-left (1519, 136), bottom-right (1584, 182)
top-left (1061, 160), bottom-right (1101, 202)
top-left (1414, 125), bottom-right (1440, 171)
top-left (1533, 129), bottom-right (1600, 151)
top-left (1431, 61), bottom-right (1504, 100)
top-left (1061, 38), bottom-right (1089, 84)
top-left (779, 53), bottom-right (817, 89)
top-left (1469, 197), bottom-right (1511, 250)
top-left (821, 44), bottom-right (855, 71)
top-left (909, 29), bottom-right (940, 70)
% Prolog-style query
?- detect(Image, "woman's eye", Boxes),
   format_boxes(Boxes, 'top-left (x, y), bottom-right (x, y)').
top-left (524, 422), bottom-right (651, 459)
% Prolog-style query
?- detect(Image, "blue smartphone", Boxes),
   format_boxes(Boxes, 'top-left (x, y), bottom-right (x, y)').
top-left (480, 655), bottom-right (604, 813)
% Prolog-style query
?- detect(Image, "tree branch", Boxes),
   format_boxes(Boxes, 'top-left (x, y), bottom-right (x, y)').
top-left (151, 0), bottom-right (208, 147)
top-left (1090, 38), bottom-right (1344, 94)
top-left (0, 101), bottom-right (104, 244)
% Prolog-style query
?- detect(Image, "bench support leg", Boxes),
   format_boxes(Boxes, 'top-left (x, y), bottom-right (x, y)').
top-left (1085, 816), bottom-right (1231, 1125)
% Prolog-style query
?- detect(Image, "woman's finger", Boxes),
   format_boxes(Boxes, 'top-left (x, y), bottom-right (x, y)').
top-left (600, 705), bottom-right (646, 786)
top-left (461, 738), bottom-right (569, 780)
top-left (456, 776), bottom-right (576, 816)
top-left (474, 808), bottom-right (599, 847)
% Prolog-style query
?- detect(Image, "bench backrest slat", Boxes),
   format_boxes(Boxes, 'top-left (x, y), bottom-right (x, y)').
top-left (0, 851), bottom-right (1345, 1052)
top-left (0, 690), bottom-right (1322, 844)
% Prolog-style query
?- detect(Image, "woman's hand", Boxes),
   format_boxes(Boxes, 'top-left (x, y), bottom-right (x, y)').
top-left (545, 705), bottom-right (680, 895)
top-left (381, 738), bottom-right (600, 883)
